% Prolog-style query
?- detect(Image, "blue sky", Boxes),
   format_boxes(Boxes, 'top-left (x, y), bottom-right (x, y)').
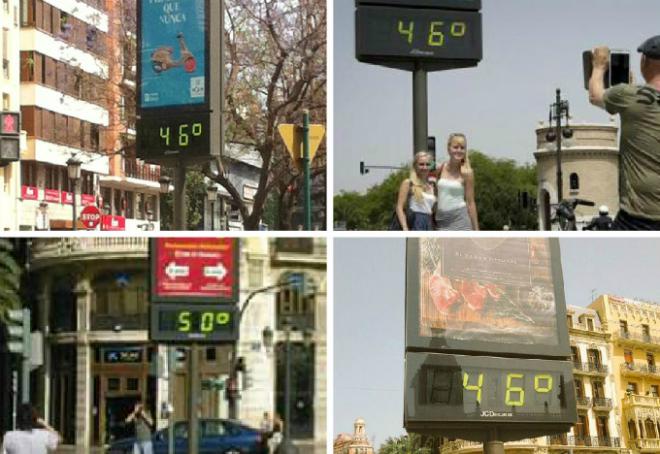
top-left (334, 0), bottom-right (660, 193)
top-left (334, 238), bottom-right (660, 447)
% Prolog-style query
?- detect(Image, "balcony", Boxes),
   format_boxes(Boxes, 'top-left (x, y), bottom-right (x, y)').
top-left (593, 397), bottom-right (613, 410)
top-left (576, 396), bottom-right (592, 408)
top-left (31, 238), bottom-right (148, 267)
top-left (636, 438), bottom-right (660, 450)
top-left (547, 435), bottom-right (620, 448)
top-left (615, 329), bottom-right (660, 347)
top-left (573, 361), bottom-right (609, 375)
top-left (623, 393), bottom-right (660, 408)
top-left (440, 438), bottom-right (539, 453)
top-left (620, 362), bottom-right (660, 378)
top-left (570, 321), bottom-right (605, 334)
top-left (123, 158), bottom-right (160, 183)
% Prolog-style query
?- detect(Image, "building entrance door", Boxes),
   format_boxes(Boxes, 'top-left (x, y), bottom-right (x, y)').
top-left (106, 396), bottom-right (140, 443)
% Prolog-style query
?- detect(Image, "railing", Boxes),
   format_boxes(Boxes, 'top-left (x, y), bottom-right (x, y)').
top-left (32, 238), bottom-right (149, 261)
top-left (621, 362), bottom-right (660, 376)
top-left (547, 435), bottom-right (620, 448)
top-left (623, 393), bottom-right (660, 407)
top-left (571, 322), bottom-right (604, 333)
top-left (637, 438), bottom-right (660, 449)
top-left (616, 330), bottom-right (660, 345)
top-left (573, 361), bottom-right (608, 374)
top-left (593, 397), bottom-right (613, 409)
top-left (576, 396), bottom-right (592, 407)
top-left (123, 158), bottom-right (161, 182)
top-left (91, 313), bottom-right (148, 331)
top-left (440, 438), bottom-right (538, 453)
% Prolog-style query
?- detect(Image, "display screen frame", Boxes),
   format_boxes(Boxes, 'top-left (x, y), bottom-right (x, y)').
top-left (137, 0), bottom-right (210, 113)
top-left (137, 112), bottom-right (211, 162)
top-left (405, 238), bottom-right (571, 359)
top-left (149, 302), bottom-right (238, 343)
top-left (149, 238), bottom-right (240, 304)
top-left (355, 0), bottom-right (482, 10)
top-left (404, 352), bottom-right (577, 441)
top-left (355, 5), bottom-right (482, 72)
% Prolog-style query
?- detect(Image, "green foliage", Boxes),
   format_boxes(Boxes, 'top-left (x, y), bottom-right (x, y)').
top-left (378, 434), bottom-right (435, 454)
top-left (0, 239), bottom-right (21, 323)
top-left (333, 151), bottom-right (538, 231)
top-left (159, 167), bottom-right (207, 231)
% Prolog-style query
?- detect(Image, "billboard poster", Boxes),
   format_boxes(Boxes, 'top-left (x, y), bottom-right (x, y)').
top-left (150, 238), bottom-right (239, 303)
top-left (140, 0), bottom-right (207, 109)
top-left (406, 238), bottom-right (570, 357)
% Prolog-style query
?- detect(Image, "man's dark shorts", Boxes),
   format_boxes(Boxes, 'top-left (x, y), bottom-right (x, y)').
top-left (612, 209), bottom-right (660, 230)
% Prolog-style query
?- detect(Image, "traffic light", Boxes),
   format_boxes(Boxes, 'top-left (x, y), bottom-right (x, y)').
top-left (427, 136), bottom-right (436, 160)
top-left (359, 161), bottom-right (369, 175)
top-left (6, 308), bottom-right (29, 355)
top-left (0, 111), bottom-right (20, 165)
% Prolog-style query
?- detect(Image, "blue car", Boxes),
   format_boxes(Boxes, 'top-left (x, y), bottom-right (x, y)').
top-left (107, 419), bottom-right (268, 454)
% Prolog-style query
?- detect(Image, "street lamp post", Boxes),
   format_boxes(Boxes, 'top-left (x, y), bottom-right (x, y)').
top-left (546, 88), bottom-right (573, 204)
top-left (207, 182), bottom-right (218, 231)
top-left (66, 156), bottom-right (82, 231)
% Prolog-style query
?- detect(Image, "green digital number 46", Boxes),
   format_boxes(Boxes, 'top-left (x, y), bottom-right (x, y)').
top-left (397, 21), bottom-right (467, 47)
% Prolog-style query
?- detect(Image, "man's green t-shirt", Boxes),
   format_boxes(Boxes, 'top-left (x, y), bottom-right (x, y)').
top-left (604, 84), bottom-right (660, 220)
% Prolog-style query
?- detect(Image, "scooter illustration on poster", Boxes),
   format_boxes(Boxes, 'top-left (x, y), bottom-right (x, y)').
top-left (151, 32), bottom-right (197, 74)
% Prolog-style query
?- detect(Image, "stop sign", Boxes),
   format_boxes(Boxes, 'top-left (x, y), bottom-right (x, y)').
top-left (80, 205), bottom-right (102, 229)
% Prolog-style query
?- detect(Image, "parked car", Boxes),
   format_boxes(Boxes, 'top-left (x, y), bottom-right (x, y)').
top-left (107, 418), bottom-right (268, 454)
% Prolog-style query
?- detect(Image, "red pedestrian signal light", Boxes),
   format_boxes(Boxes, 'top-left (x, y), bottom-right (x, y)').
top-left (1, 112), bottom-right (20, 135)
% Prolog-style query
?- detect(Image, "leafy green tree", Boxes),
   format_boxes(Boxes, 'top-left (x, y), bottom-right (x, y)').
top-left (160, 167), bottom-right (207, 230)
top-left (334, 152), bottom-right (538, 231)
top-left (0, 239), bottom-right (21, 324)
top-left (379, 433), bottom-right (435, 454)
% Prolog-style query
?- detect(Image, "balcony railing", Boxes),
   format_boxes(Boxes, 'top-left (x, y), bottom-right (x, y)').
top-left (576, 396), bottom-right (592, 407)
top-left (621, 362), bottom-right (660, 376)
top-left (573, 361), bottom-right (608, 374)
top-left (623, 393), bottom-right (660, 407)
top-left (548, 435), bottom-right (620, 448)
top-left (616, 330), bottom-right (660, 345)
top-left (123, 158), bottom-right (161, 182)
top-left (637, 438), bottom-right (660, 449)
top-left (91, 313), bottom-right (148, 331)
top-left (32, 238), bottom-right (149, 263)
top-left (593, 397), bottom-right (613, 409)
top-left (571, 322), bottom-right (604, 333)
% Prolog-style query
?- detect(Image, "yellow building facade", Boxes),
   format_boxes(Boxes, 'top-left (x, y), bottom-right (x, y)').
top-left (589, 295), bottom-right (660, 454)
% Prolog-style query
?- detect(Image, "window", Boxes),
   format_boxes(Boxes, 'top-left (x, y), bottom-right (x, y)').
top-left (21, 161), bottom-right (37, 187)
top-left (620, 320), bottom-right (629, 336)
top-left (627, 382), bottom-right (638, 395)
top-left (574, 414), bottom-right (589, 439)
top-left (644, 419), bottom-right (655, 440)
top-left (248, 259), bottom-right (263, 287)
top-left (596, 416), bottom-right (609, 439)
top-left (275, 238), bottom-right (314, 254)
top-left (2, 93), bottom-right (8, 110)
top-left (624, 350), bottom-right (633, 366)
top-left (571, 346), bottom-right (580, 364)
top-left (642, 324), bottom-right (651, 342)
top-left (592, 380), bottom-right (604, 399)
top-left (50, 344), bottom-right (76, 443)
top-left (587, 348), bottom-right (602, 369)
top-left (277, 273), bottom-right (315, 331)
top-left (570, 173), bottom-right (579, 190)
top-left (650, 385), bottom-right (659, 398)
top-left (587, 318), bottom-right (594, 331)
top-left (574, 378), bottom-right (584, 398)
top-left (647, 353), bottom-right (655, 372)
top-left (126, 377), bottom-right (139, 391)
top-left (91, 271), bottom-right (148, 330)
top-left (276, 342), bottom-right (314, 438)
top-left (205, 347), bottom-right (216, 362)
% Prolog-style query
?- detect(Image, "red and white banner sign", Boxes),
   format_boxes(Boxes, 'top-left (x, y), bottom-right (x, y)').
top-left (81, 194), bottom-right (96, 206)
top-left (80, 205), bottom-right (102, 230)
top-left (101, 215), bottom-right (125, 231)
top-left (61, 191), bottom-right (73, 205)
top-left (43, 189), bottom-right (60, 203)
top-left (151, 238), bottom-right (239, 303)
top-left (21, 186), bottom-right (38, 201)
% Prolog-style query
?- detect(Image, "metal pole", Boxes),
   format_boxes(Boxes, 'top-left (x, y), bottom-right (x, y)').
top-left (413, 63), bottom-right (428, 156)
top-left (279, 325), bottom-right (297, 454)
top-left (174, 162), bottom-right (187, 230)
top-left (72, 180), bottom-right (77, 231)
top-left (188, 345), bottom-right (199, 454)
top-left (210, 200), bottom-right (215, 231)
top-left (168, 346), bottom-right (175, 454)
top-left (555, 88), bottom-right (563, 203)
top-left (228, 345), bottom-right (238, 420)
top-left (21, 308), bottom-right (30, 404)
top-left (302, 110), bottom-right (311, 230)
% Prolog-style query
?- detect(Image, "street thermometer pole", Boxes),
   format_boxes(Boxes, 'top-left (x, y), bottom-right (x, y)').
top-left (413, 64), bottom-right (428, 156)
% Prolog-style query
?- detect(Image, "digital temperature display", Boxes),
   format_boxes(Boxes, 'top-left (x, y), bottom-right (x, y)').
top-left (405, 352), bottom-right (577, 436)
top-left (149, 303), bottom-right (238, 343)
top-left (137, 113), bottom-right (210, 163)
top-left (356, 6), bottom-right (482, 71)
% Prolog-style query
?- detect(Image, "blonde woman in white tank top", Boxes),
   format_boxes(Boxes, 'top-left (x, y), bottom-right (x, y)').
top-left (435, 133), bottom-right (479, 230)
top-left (395, 151), bottom-right (437, 230)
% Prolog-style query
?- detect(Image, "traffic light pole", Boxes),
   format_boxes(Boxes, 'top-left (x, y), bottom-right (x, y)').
top-left (413, 63), bottom-right (428, 156)
top-left (168, 346), bottom-right (175, 454)
top-left (302, 110), bottom-right (311, 230)
top-left (554, 89), bottom-right (563, 203)
top-left (188, 344), bottom-right (199, 454)
top-left (20, 308), bottom-right (30, 404)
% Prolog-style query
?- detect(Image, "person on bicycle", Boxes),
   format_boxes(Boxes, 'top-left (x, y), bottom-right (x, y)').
top-left (584, 205), bottom-right (613, 231)
top-left (588, 36), bottom-right (660, 230)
